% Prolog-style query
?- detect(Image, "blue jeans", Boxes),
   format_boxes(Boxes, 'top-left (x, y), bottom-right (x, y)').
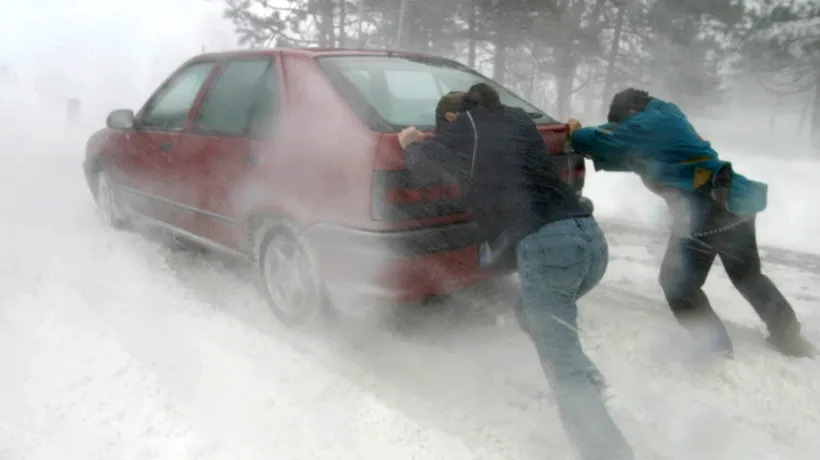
top-left (516, 216), bottom-right (633, 460)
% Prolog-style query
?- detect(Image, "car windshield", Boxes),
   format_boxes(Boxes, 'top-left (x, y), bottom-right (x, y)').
top-left (316, 55), bottom-right (557, 130)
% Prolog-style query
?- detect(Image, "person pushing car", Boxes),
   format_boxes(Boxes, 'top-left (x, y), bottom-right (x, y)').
top-left (568, 88), bottom-right (816, 359)
top-left (397, 83), bottom-right (635, 460)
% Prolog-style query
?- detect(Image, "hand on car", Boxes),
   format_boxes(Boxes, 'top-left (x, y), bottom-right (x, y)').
top-left (567, 118), bottom-right (582, 136)
top-left (398, 127), bottom-right (426, 149)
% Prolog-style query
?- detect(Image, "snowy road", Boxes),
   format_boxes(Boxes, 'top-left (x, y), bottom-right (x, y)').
top-left (1, 128), bottom-right (819, 459)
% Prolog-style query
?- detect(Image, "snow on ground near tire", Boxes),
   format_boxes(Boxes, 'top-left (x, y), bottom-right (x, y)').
top-left (0, 144), bottom-right (494, 460)
top-left (1, 123), bottom-right (819, 459)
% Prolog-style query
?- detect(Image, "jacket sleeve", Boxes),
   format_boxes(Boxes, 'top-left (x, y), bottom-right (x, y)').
top-left (570, 119), bottom-right (651, 172)
top-left (404, 115), bottom-right (474, 175)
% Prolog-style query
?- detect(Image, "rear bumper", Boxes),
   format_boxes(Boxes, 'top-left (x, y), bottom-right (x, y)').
top-left (302, 221), bottom-right (496, 303)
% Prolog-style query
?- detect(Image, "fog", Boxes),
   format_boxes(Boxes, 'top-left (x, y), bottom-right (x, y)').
top-left (2, 0), bottom-right (820, 459)
top-left (1, 0), bottom-right (235, 123)
top-left (5, 0), bottom-right (817, 253)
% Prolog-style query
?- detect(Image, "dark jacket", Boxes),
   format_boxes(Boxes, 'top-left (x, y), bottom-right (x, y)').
top-left (404, 105), bottom-right (590, 267)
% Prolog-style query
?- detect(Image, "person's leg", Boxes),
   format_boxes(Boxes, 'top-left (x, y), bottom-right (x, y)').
top-left (713, 217), bottom-right (815, 357)
top-left (517, 219), bottom-right (633, 460)
top-left (573, 217), bottom-right (615, 400)
top-left (659, 232), bottom-right (733, 353)
top-left (576, 217), bottom-right (609, 299)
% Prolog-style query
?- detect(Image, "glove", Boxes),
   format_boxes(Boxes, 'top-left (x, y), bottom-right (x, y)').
top-left (567, 118), bottom-right (583, 136)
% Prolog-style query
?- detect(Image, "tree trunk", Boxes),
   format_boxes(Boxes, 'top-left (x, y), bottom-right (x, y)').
top-left (553, 0), bottom-right (590, 119)
top-left (467, 0), bottom-right (477, 68)
top-left (395, 0), bottom-right (408, 48)
top-left (492, 39), bottom-right (506, 84)
top-left (811, 76), bottom-right (820, 151)
top-left (798, 90), bottom-right (811, 136)
top-left (338, 0), bottom-right (347, 48)
top-left (311, 0), bottom-right (334, 47)
top-left (554, 49), bottom-right (576, 119)
top-left (582, 68), bottom-right (596, 118)
top-left (528, 50), bottom-right (539, 100)
top-left (601, 1), bottom-right (626, 116)
top-left (769, 95), bottom-right (781, 134)
top-left (326, 0), bottom-right (336, 46)
top-left (356, 0), bottom-right (366, 47)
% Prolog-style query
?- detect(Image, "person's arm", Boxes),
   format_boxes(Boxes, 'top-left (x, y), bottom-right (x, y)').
top-left (570, 119), bottom-right (650, 172)
top-left (403, 137), bottom-right (443, 170)
top-left (404, 115), bottom-right (474, 174)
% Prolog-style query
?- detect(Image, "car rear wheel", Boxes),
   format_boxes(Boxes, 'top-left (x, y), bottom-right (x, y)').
top-left (96, 170), bottom-right (128, 229)
top-left (256, 221), bottom-right (331, 327)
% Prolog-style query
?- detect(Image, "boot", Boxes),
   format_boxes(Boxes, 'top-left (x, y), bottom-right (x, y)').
top-left (677, 310), bottom-right (735, 357)
top-left (767, 323), bottom-right (816, 358)
top-left (588, 369), bottom-right (618, 405)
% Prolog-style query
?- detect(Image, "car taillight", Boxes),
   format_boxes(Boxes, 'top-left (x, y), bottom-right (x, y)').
top-left (383, 184), bottom-right (461, 205)
top-left (574, 165), bottom-right (585, 177)
top-left (372, 170), bottom-right (465, 221)
top-left (386, 188), bottom-right (424, 204)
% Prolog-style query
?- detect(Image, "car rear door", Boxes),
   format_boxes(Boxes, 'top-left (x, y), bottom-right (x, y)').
top-left (116, 60), bottom-right (217, 225)
top-left (174, 56), bottom-right (281, 251)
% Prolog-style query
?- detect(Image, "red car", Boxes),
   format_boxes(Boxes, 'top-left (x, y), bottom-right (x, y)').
top-left (83, 48), bottom-right (589, 325)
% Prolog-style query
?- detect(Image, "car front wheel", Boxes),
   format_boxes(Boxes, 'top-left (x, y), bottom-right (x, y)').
top-left (96, 170), bottom-right (128, 229)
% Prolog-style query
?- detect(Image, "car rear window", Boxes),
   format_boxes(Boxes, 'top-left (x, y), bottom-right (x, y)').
top-left (316, 55), bottom-right (558, 130)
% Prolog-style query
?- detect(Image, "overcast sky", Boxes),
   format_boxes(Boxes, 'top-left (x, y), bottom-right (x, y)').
top-left (1, 0), bottom-right (237, 117)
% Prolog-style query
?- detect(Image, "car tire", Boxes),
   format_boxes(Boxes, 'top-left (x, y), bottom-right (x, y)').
top-left (254, 220), bottom-right (334, 327)
top-left (95, 169), bottom-right (129, 229)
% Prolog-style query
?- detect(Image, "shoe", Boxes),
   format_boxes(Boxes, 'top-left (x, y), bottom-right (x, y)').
top-left (680, 315), bottom-right (734, 357)
top-left (588, 369), bottom-right (618, 405)
top-left (767, 332), bottom-right (817, 358)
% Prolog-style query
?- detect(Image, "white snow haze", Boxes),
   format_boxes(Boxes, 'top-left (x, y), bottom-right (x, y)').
top-left (2, 1), bottom-right (820, 459)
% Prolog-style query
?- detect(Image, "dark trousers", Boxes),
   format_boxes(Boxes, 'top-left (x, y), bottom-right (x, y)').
top-left (659, 215), bottom-right (800, 340)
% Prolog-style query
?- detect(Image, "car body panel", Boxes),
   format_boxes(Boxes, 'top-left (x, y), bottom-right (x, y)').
top-left (84, 47), bottom-right (588, 303)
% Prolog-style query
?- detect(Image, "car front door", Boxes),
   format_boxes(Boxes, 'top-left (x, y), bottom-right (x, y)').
top-left (116, 60), bottom-right (216, 226)
top-left (173, 56), bottom-right (281, 251)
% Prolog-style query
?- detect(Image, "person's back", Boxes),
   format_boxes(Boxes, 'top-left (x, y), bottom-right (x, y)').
top-left (577, 95), bottom-right (767, 231)
top-left (461, 104), bottom-right (589, 248)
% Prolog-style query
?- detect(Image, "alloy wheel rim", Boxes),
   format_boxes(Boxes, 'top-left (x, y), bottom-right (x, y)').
top-left (262, 236), bottom-right (315, 318)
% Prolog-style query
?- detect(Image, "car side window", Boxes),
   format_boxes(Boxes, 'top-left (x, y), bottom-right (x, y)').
top-left (248, 66), bottom-right (281, 141)
top-left (194, 58), bottom-right (277, 138)
top-left (140, 61), bottom-right (215, 131)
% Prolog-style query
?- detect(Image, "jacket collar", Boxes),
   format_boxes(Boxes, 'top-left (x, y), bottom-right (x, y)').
top-left (644, 97), bottom-right (665, 111)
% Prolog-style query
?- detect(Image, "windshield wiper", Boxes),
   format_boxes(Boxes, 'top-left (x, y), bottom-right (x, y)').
top-left (528, 112), bottom-right (544, 119)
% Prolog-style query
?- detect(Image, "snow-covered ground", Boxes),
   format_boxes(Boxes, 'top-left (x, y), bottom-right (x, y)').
top-left (1, 112), bottom-right (819, 460)
top-left (585, 144), bottom-right (820, 254)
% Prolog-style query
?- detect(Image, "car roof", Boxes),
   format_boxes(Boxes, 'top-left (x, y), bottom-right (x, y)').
top-left (190, 47), bottom-right (451, 62)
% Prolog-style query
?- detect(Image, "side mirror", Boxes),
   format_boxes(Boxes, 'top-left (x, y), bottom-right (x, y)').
top-left (106, 109), bottom-right (136, 130)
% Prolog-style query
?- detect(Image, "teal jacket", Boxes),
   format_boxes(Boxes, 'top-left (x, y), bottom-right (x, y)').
top-left (570, 98), bottom-right (767, 216)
